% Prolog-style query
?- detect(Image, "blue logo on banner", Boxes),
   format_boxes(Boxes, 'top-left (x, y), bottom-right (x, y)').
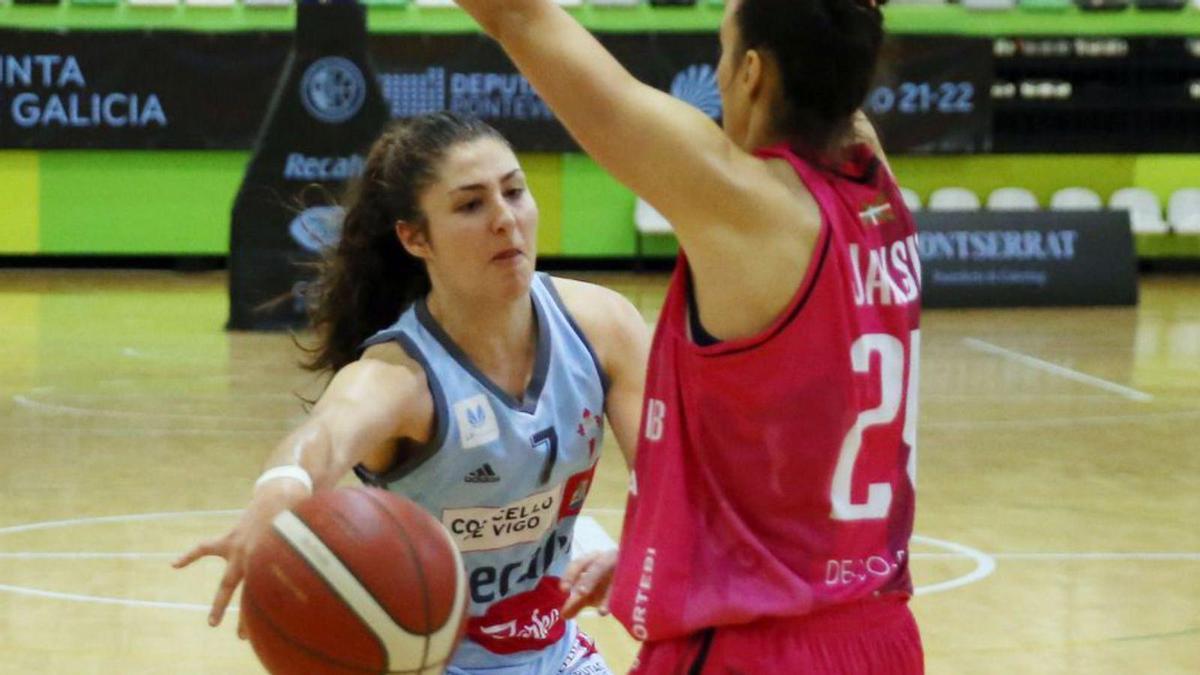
top-left (378, 68), bottom-right (447, 118)
top-left (671, 64), bottom-right (722, 119)
top-left (300, 57), bottom-right (366, 124)
top-left (288, 206), bottom-right (344, 253)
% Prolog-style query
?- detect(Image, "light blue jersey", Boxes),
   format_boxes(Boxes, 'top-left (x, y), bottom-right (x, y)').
top-left (357, 274), bottom-right (609, 674)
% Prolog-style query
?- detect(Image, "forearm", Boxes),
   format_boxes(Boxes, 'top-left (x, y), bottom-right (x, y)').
top-left (455, 0), bottom-right (741, 232)
top-left (457, 0), bottom-right (642, 166)
top-left (259, 419), bottom-right (353, 493)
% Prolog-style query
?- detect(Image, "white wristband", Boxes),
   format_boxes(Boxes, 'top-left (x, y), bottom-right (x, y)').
top-left (254, 465), bottom-right (313, 494)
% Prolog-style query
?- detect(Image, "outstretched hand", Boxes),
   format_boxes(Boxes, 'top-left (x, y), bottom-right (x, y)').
top-left (172, 483), bottom-right (309, 638)
top-left (560, 549), bottom-right (619, 620)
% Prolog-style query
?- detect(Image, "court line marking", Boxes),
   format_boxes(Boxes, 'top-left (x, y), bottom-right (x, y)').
top-left (0, 583), bottom-right (217, 613)
top-left (12, 394), bottom-right (288, 422)
top-left (0, 510), bottom-right (242, 536)
top-left (922, 552), bottom-right (1200, 561)
top-left (3, 551), bottom-right (1194, 562)
top-left (8, 511), bottom-right (1186, 613)
top-left (0, 510), bottom-right (997, 610)
top-left (922, 408), bottom-right (1200, 431)
top-left (6, 428), bottom-right (287, 437)
top-left (963, 338), bottom-right (1154, 402)
top-left (910, 535), bottom-right (995, 596)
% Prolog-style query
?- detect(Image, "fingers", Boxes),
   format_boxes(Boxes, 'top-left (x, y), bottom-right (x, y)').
top-left (559, 557), bottom-right (591, 592)
top-left (596, 581), bottom-right (614, 616)
top-left (172, 540), bottom-right (220, 569)
top-left (560, 552), bottom-right (618, 619)
top-left (561, 591), bottom-right (589, 620)
top-left (209, 563), bottom-right (244, 628)
top-left (237, 610), bottom-right (248, 641)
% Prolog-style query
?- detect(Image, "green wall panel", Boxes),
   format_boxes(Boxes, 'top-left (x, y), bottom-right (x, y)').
top-left (0, 151), bottom-right (40, 254)
top-left (38, 151), bottom-right (247, 254)
top-left (519, 153), bottom-right (563, 256)
top-left (889, 155), bottom-right (1137, 207)
top-left (1133, 156), bottom-right (1200, 204)
top-left (3, 5), bottom-right (1200, 36)
top-left (6, 150), bottom-right (1197, 258)
top-left (560, 153), bottom-right (635, 257)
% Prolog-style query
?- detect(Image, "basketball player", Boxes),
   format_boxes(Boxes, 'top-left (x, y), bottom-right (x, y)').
top-left (456, 0), bottom-right (924, 671)
top-left (175, 113), bottom-right (648, 675)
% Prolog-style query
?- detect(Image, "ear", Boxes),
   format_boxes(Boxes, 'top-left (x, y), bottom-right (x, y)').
top-left (741, 48), bottom-right (765, 100)
top-left (395, 221), bottom-right (432, 260)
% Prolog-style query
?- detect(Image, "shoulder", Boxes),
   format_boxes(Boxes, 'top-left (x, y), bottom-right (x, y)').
top-left (545, 275), bottom-right (643, 336)
top-left (544, 275), bottom-right (648, 368)
top-left (317, 341), bottom-right (432, 421)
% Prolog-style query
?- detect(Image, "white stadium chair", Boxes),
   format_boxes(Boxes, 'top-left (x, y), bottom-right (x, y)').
top-left (1050, 187), bottom-right (1103, 211)
top-left (415, 0), bottom-right (457, 6)
top-left (635, 197), bottom-right (673, 236)
top-left (1168, 188), bottom-right (1200, 235)
top-left (185, 0), bottom-right (235, 6)
top-left (1109, 188), bottom-right (1168, 235)
top-left (986, 187), bottom-right (1040, 211)
top-left (634, 197), bottom-right (674, 267)
top-left (963, 0), bottom-right (1017, 9)
top-left (899, 187), bottom-right (922, 212)
top-left (928, 187), bottom-right (982, 212)
top-left (244, 0), bottom-right (292, 6)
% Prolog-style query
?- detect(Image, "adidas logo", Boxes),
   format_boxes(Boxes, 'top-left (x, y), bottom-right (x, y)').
top-left (465, 463), bottom-right (501, 484)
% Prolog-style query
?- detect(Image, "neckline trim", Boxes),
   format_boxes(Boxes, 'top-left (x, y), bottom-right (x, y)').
top-left (414, 285), bottom-right (551, 415)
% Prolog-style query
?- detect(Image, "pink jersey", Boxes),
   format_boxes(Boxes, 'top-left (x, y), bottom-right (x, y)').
top-left (609, 143), bottom-right (921, 642)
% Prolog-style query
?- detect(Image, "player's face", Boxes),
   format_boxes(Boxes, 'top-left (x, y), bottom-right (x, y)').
top-left (409, 137), bottom-right (539, 301)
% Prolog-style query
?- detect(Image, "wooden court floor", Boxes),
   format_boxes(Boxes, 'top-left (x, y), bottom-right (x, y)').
top-left (0, 269), bottom-right (1197, 674)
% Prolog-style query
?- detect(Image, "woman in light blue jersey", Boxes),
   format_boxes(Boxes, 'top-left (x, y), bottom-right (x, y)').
top-left (175, 112), bottom-right (648, 675)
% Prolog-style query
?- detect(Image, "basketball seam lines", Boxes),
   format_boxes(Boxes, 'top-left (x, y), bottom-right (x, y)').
top-left (243, 579), bottom-right (386, 674)
top-left (360, 488), bottom-right (435, 670)
top-left (275, 510), bottom-right (423, 672)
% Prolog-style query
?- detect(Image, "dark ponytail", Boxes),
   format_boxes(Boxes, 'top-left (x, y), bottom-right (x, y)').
top-left (735, 0), bottom-right (885, 157)
top-left (300, 112), bottom-right (507, 374)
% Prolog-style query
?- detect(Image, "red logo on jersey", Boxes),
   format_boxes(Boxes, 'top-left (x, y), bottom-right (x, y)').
top-left (467, 576), bottom-right (567, 655)
top-left (558, 464), bottom-right (597, 520)
top-left (577, 408), bottom-right (603, 458)
top-left (858, 194), bottom-right (896, 228)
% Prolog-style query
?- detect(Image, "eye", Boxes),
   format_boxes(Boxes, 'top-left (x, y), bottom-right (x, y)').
top-left (457, 199), bottom-right (482, 213)
top-left (504, 187), bottom-right (526, 200)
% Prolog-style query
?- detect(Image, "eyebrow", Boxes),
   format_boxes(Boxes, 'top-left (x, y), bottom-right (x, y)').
top-left (449, 169), bottom-right (524, 195)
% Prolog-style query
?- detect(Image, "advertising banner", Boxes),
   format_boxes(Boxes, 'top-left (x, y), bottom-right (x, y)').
top-left (227, 2), bottom-right (389, 330)
top-left (865, 36), bottom-right (994, 154)
top-left (1, 30), bottom-right (990, 154)
top-left (368, 32), bottom-right (724, 152)
top-left (0, 30), bottom-right (289, 148)
top-left (916, 211), bottom-right (1138, 308)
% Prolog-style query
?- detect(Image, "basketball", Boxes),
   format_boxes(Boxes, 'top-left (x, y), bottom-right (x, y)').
top-left (242, 487), bottom-right (468, 675)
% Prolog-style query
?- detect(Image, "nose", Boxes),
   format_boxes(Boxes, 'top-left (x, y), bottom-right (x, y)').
top-left (492, 196), bottom-right (517, 234)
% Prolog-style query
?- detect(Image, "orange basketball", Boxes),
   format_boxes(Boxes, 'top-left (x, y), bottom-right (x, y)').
top-left (242, 487), bottom-right (467, 675)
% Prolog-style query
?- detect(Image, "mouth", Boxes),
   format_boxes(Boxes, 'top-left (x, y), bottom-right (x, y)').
top-left (491, 248), bottom-right (524, 262)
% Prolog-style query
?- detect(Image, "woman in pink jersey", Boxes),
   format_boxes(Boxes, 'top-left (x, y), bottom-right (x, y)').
top-left (456, 0), bottom-right (923, 672)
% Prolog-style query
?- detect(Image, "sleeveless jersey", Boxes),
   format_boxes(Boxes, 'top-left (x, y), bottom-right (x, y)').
top-left (608, 143), bottom-right (922, 642)
top-left (356, 273), bottom-right (608, 670)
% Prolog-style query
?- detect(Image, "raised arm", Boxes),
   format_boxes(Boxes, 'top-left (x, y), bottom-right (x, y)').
top-left (173, 350), bottom-right (432, 631)
top-left (456, 1), bottom-right (775, 244)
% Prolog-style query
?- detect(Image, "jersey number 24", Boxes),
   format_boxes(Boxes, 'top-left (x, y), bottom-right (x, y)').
top-left (830, 330), bottom-right (920, 522)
